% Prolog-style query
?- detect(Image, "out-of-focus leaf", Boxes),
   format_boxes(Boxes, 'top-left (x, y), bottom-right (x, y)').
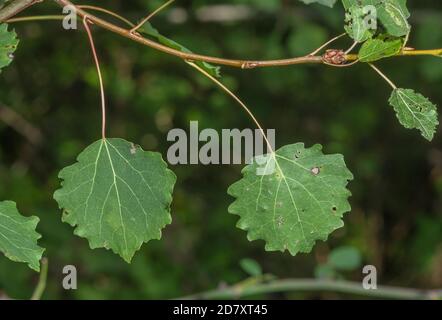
top-left (239, 258), bottom-right (262, 276)
top-left (328, 246), bottom-right (362, 271)
top-left (314, 264), bottom-right (336, 279)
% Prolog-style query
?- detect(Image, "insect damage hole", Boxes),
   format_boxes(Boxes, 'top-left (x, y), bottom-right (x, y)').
top-left (130, 143), bottom-right (137, 154)
top-left (310, 167), bottom-right (320, 175)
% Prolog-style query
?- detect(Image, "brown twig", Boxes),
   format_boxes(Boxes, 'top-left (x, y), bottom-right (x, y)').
top-left (0, 0), bottom-right (43, 22)
top-left (53, 0), bottom-right (324, 68)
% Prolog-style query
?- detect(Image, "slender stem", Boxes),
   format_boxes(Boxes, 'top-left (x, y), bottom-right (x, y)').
top-left (30, 258), bottom-right (48, 300)
top-left (369, 63), bottom-right (397, 90)
top-left (401, 48), bottom-right (442, 57)
top-left (6, 14), bottom-right (64, 23)
top-left (83, 16), bottom-right (107, 139)
top-left (346, 48), bottom-right (442, 61)
top-left (186, 61), bottom-right (274, 153)
top-left (130, 0), bottom-right (175, 34)
top-left (179, 278), bottom-right (442, 300)
top-left (307, 33), bottom-right (346, 56)
top-left (77, 5), bottom-right (134, 27)
top-left (345, 40), bottom-right (358, 54)
top-left (54, 0), bottom-right (323, 68)
top-left (0, 0), bottom-right (43, 22)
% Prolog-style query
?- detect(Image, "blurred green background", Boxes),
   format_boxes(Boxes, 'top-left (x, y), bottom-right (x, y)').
top-left (0, 0), bottom-right (441, 299)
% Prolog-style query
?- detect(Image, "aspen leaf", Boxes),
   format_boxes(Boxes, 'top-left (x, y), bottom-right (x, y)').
top-left (228, 143), bottom-right (353, 255)
top-left (358, 36), bottom-right (403, 62)
top-left (389, 88), bottom-right (439, 141)
top-left (54, 138), bottom-right (176, 262)
top-left (0, 201), bottom-right (44, 272)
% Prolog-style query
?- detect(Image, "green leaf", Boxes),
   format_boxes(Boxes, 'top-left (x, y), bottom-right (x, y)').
top-left (140, 22), bottom-right (221, 78)
top-left (0, 23), bottom-right (19, 73)
top-left (228, 143), bottom-right (353, 255)
top-left (54, 138), bottom-right (176, 262)
top-left (328, 246), bottom-right (362, 271)
top-left (299, 0), bottom-right (337, 7)
top-left (0, 201), bottom-right (45, 272)
top-left (389, 88), bottom-right (439, 141)
top-left (344, 5), bottom-right (374, 42)
top-left (240, 258), bottom-right (263, 277)
top-left (376, 0), bottom-right (410, 37)
top-left (358, 35), bottom-right (403, 62)
top-left (341, 0), bottom-right (381, 11)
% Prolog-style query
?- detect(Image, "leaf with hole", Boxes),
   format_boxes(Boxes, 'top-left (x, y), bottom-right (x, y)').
top-left (344, 5), bottom-right (374, 42)
top-left (0, 200), bottom-right (45, 271)
top-left (388, 88), bottom-right (439, 141)
top-left (228, 143), bottom-right (353, 255)
top-left (54, 138), bottom-right (176, 262)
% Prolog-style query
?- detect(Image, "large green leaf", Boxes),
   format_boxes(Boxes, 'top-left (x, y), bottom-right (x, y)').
top-left (389, 88), bottom-right (439, 141)
top-left (140, 22), bottom-right (221, 78)
top-left (358, 35), bottom-right (403, 62)
top-left (228, 143), bottom-right (353, 255)
top-left (376, 0), bottom-right (410, 37)
top-left (54, 138), bottom-right (176, 262)
top-left (0, 23), bottom-right (19, 73)
top-left (0, 201), bottom-right (45, 272)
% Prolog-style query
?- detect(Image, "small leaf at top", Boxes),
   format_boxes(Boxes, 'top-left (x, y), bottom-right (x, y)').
top-left (388, 88), bottom-right (439, 141)
top-left (0, 200), bottom-right (45, 272)
top-left (358, 35), bottom-right (403, 62)
top-left (376, 0), bottom-right (411, 37)
top-left (228, 143), bottom-right (353, 256)
top-left (0, 23), bottom-right (19, 73)
top-left (140, 22), bottom-right (221, 78)
top-left (54, 138), bottom-right (176, 263)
